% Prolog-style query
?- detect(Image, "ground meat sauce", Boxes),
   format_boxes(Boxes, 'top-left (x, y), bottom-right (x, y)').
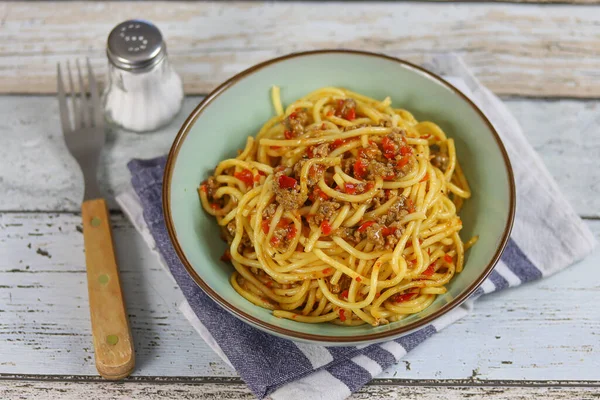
top-left (284, 109), bottom-right (310, 138)
top-left (270, 219), bottom-right (295, 249)
top-left (309, 201), bottom-right (341, 226)
top-left (226, 220), bottom-right (252, 247)
top-left (336, 99), bottom-right (357, 119)
top-left (328, 274), bottom-right (351, 294)
top-left (310, 143), bottom-right (330, 158)
top-left (347, 129), bottom-right (412, 181)
top-left (204, 176), bottom-right (218, 200)
top-left (273, 170), bottom-right (307, 211)
top-left (262, 203), bottom-right (277, 219)
top-left (430, 144), bottom-right (449, 171)
top-left (354, 222), bottom-right (385, 248)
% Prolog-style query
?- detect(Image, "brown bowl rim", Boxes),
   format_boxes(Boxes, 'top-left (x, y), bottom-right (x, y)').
top-left (162, 49), bottom-right (516, 343)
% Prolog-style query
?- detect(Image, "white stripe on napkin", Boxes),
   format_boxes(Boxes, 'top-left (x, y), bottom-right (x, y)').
top-left (379, 341), bottom-right (407, 361)
top-left (495, 261), bottom-right (521, 287)
top-left (352, 355), bottom-right (383, 377)
top-left (270, 369), bottom-right (351, 400)
top-left (295, 342), bottom-right (334, 369)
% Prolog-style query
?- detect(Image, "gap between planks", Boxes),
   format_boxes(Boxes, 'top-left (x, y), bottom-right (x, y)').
top-left (2, 375), bottom-right (600, 387)
top-left (1, 380), bottom-right (600, 400)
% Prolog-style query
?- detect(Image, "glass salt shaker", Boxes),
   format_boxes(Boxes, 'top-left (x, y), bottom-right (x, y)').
top-left (103, 20), bottom-right (184, 132)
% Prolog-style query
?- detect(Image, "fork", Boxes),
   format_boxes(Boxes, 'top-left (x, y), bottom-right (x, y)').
top-left (57, 60), bottom-right (135, 380)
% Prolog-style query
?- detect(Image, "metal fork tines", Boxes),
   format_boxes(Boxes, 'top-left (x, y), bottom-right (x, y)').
top-left (57, 59), bottom-right (105, 200)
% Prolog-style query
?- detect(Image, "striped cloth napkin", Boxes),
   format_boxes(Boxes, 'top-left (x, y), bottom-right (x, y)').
top-left (116, 54), bottom-right (596, 400)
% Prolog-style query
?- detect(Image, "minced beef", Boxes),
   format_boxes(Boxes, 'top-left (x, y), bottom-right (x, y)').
top-left (292, 161), bottom-right (325, 187)
top-left (273, 171), bottom-right (307, 211)
top-left (359, 142), bottom-right (381, 160)
top-left (370, 189), bottom-right (386, 208)
top-left (342, 157), bottom-right (355, 175)
top-left (364, 159), bottom-right (396, 181)
top-left (204, 176), bottom-right (218, 200)
top-left (384, 224), bottom-right (404, 250)
top-left (262, 203), bottom-right (277, 219)
top-left (336, 99), bottom-right (357, 118)
top-left (226, 220), bottom-right (252, 247)
top-left (328, 274), bottom-right (352, 294)
top-left (354, 222), bottom-right (385, 248)
top-left (430, 144), bottom-right (449, 171)
top-left (311, 143), bottom-right (330, 158)
top-left (334, 226), bottom-right (356, 243)
top-left (285, 110), bottom-right (310, 138)
top-left (378, 196), bottom-right (407, 225)
top-left (388, 128), bottom-right (406, 146)
top-left (309, 200), bottom-right (341, 226)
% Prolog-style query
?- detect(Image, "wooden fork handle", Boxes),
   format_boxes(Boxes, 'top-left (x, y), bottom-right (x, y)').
top-left (82, 198), bottom-right (135, 380)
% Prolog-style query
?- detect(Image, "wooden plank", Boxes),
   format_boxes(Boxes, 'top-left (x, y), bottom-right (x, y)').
top-left (0, 96), bottom-right (598, 216)
top-left (1, 2), bottom-right (600, 97)
top-left (0, 380), bottom-right (599, 399)
top-left (1, 212), bottom-right (599, 380)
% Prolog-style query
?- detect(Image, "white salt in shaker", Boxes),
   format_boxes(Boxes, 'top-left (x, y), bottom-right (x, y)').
top-left (103, 20), bottom-right (184, 132)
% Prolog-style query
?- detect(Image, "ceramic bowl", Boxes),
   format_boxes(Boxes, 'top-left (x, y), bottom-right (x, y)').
top-left (163, 50), bottom-right (515, 345)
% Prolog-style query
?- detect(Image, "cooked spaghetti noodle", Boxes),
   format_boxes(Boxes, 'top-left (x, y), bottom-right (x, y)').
top-left (199, 86), bottom-right (477, 326)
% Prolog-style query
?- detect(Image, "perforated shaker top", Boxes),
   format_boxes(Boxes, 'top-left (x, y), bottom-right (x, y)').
top-left (107, 20), bottom-right (166, 71)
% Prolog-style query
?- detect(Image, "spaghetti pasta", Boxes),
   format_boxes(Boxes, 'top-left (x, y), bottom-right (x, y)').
top-left (199, 86), bottom-right (476, 326)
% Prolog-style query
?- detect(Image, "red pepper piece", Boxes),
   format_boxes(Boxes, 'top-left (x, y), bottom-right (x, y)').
top-left (220, 250), bottom-right (232, 262)
top-left (406, 198), bottom-right (415, 213)
top-left (344, 183), bottom-right (356, 194)
top-left (400, 146), bottom-right (412, 156)
top-left (284, 130), bottom-right (293, 139)
top-left (391, 293), bottom-right (418, 303)
top-left (262, 220), bottom-right (270, 234)
top-left (340, 290), bottom-right (349, 299)
top-left (286, 225), bottom-right (297, 241)
top-left (331, 138), bottom-right (347, 149)
top-left (382, 227), bottom-right (396, 236)
top-left (200, 184), bottom-right (207, 193)
top-left (381, 136), bottom-right (397, 159)
top-left (444, 254), bottom-right (453, 263)
top-left (234, 169), bottom-right (254, 187)
top-left (345, 108), bottom-right (356, 121)
top-left (278, 175), bottom-right (298, 189)
top-left (353, 159), bottom-right (368, 179)
top-left (396, 156), bottom-right (410, 168)
top-left (321, 220), bottom-right (332, 235)
top-left (339, 309), bottom-right (347, 322)
top-left (357, 221), bottom-right (375, 232)
top-left (422, 263), bottom-right (435, 277)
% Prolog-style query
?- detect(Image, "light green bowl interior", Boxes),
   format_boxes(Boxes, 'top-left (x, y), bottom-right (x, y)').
top-left (168, 52), bottom-right (512, 341)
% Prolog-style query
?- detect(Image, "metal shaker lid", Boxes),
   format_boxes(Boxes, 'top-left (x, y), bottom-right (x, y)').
top-left (107, 20), bottom-right (166, 71)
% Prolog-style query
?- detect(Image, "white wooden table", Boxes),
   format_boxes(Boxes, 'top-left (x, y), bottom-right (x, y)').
top-left (1, 2), bottom-right (599, 398)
